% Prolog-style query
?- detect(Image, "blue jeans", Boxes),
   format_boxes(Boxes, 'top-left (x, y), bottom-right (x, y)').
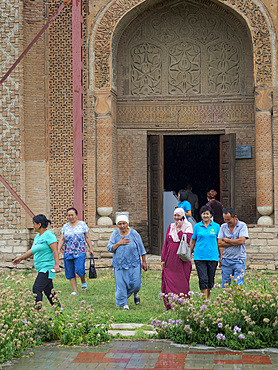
top-left (64, 253), bottom-right (86, 279)
top-left (221, 258), bottom-right (246, 288)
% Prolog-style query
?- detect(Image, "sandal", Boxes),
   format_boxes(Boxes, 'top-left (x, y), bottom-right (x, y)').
top-left (70, 292), bottom-right (79, 296)
top-left (134, 294), bottom-right (140, 305)
top-left (81, 282), bottom-right (87, 291)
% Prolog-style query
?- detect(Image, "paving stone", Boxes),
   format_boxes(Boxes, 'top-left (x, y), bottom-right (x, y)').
top-left (3, 340), bottom-right (278, 369)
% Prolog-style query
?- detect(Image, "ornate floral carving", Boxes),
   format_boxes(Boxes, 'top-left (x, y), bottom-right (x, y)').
top-left (94, 0), bottom-right (145, 88)
top-left (94, 0), bottom-right (273, 89)
top-left (131, 43), bottom-right (162, 95)
top-left (122, 2), bottom-right (243, 96)
top-left (219, 0), bottom-right (272, 84)
top-left (168, 43), bottom-right (201, 95)
top-left (208, 42), bottom-right (240, 94)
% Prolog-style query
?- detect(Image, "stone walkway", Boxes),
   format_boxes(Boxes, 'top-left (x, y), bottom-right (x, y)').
top-left (4, 339), bottom-right (278, 369)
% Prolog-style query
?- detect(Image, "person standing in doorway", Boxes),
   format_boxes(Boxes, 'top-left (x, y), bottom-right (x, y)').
top-left (178, 190), bottom-right (192, 219)
top-left (218, 207), bottom-right (249, 287)
top-left (186, 184), bottom-right (199, 221)
top-left (206, 189), bottom-right (224, 225)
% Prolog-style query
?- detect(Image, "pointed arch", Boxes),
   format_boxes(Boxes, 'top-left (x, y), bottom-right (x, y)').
top-left (91, 0), bottom-right (275, 90)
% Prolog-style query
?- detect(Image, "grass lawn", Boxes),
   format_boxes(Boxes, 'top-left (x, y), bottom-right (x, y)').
top-left (3, 268), bottom-right (224, 324)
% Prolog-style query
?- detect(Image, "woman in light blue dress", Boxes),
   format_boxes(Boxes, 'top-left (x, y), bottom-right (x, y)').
top-left (107, 214), bottom-right (148, 310)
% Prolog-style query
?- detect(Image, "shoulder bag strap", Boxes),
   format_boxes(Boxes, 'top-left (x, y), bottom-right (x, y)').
top-left (90, 253), bottom-right (95, 266)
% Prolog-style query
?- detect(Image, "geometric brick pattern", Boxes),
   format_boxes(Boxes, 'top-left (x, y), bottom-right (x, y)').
top-left (273, 87), bottom-right (278, 222)
top-left (45, 0), bottom-right (88, 227)
top-left (82, 0), bottom-right (89, 223)
top-left (255, 111), bottom-right (273, 208)
top-left (46, 0), bottom-right (74, 227)
top-left (117, 129), bottom-right (148, 241)
top-left (96, 116), bottom-right (114, 208)
top-left (0, 0), bottom-right (22, 228)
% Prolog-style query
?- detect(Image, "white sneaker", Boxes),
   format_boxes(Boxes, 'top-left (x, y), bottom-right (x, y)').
top-left (123, 304), bottom-right (129, 311)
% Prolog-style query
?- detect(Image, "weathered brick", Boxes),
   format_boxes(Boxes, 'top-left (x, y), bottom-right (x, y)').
top-left (13, 246), bottom-right (28, 253)
top-left (250, 239), bottom-right (267, 246)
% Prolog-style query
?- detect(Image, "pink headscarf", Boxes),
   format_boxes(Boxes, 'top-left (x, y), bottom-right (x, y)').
top-left (169, 208), bottom-right (193, 242)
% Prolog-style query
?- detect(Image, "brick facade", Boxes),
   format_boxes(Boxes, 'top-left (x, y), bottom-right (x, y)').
top-left (0, 0), bottom-right (278, 267)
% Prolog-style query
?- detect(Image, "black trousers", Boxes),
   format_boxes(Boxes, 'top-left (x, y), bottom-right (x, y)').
top-left (33, 272), bottom-right (56, 308)
top-left (195, 260), bottom-right (218, 290)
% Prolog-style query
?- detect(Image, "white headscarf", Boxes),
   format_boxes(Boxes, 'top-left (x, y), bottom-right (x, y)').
top-left (169, 208), bottom-right (193, 242)
top-left (116, 214), bottom-right (129, 225)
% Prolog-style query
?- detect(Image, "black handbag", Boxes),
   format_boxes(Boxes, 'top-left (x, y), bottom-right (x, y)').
top-left (89, 254), bottom-right (97, 279)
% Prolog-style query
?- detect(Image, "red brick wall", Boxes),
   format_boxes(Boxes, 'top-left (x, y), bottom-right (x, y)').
top-left (117, 129), bottom-right (148, 243)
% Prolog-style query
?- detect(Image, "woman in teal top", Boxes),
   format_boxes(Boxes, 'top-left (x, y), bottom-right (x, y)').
top-left (13, 214), bottom-right (60, 309)
top-left (190, 205), bottom-right (220, 301)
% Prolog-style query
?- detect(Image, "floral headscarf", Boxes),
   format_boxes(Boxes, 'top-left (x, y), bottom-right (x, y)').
top-left (207, 189), bottom-right (217, 200)
top-left (169, 208), bottom-right (193, 242)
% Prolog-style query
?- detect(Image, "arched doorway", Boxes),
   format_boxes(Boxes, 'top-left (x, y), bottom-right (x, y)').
top-left (91, 0), bottom-right (275, 250)
top-left (115, 0), bottom-right (255, 252)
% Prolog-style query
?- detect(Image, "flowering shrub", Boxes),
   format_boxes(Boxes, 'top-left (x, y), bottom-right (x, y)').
top-left (152, 271), bottom-right (278, 350)
top-left (0, 273), bottom-right (112, 363)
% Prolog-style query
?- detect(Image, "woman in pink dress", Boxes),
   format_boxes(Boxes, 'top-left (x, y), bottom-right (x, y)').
top-left (161, 208), bottom-right (193, 310)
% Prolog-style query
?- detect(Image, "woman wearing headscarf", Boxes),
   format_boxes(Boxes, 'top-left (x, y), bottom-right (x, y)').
top-left (12, 214), bottom-right (60, 309)
top-left (107, 214), bottom-right (148, 311)
top-left (206, 189), bottom-right (224, 225)
top-left (161, 208), bottom-right (193, 310)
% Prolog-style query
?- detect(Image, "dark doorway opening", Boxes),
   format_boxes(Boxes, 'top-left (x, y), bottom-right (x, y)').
top-left (164, 135), bottom-right (220, 209)
top-left (148, 133), bottom-right (235, 255)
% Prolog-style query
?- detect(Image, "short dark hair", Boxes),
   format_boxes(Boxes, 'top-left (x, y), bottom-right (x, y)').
top-left (179, 190), bottom-right (189, 201)
top-left (223, 207), bottom-right (236, 218)
top-left (186, 184), bottom-right (192, 190)
top-left (67, 207), bottom-right (78, 215)
top-left (200, 205), bottom-right (213, 216)
top-left (33, 214), bottom-right (51, 228)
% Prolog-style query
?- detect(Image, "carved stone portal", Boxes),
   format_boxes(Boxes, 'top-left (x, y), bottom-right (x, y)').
top-left (93, 0), bottom-right (273, 90)
top-left (117, 2), bottom-right (251, 97)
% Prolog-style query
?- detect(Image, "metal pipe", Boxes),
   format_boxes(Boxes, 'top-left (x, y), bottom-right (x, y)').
top-left (72, 0), bottom-right (84, 219)
top-left (0, 175), bottom-right (35, 218)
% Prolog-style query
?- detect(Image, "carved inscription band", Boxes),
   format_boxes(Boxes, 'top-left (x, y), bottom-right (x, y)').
top-left (117, 102), bottom-right (255, 127)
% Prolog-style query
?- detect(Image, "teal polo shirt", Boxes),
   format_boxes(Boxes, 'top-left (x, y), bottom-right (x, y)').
top-left (31, 230), bottom-right (57, 278)
top-left (192, 221), bottom-right (220, 261)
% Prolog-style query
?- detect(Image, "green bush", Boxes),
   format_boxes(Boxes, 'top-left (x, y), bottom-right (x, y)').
top-left (0, 273), bottom-right (112, 363)
top-left (152, 271), bottom-right (278, 350)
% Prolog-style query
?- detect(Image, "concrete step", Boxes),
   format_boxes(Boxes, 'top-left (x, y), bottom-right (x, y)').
top-left (108, 323), bottom-right (154, 337)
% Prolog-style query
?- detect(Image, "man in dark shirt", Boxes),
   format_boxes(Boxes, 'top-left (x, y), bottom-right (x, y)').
top-left (206, 189), bottom-right (224, 225)
top-left (185, 184), bottom-right (199, 221)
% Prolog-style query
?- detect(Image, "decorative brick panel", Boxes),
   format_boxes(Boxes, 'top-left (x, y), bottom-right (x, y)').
top-left (117, 129), bottom-right (148, 243)
top-left (0, 0), bottom-right (23, 228)
top-left (255, 111), bottom-right (273, 208)
top-left (46, 0), bottom-right (89, 227)
top-left (273, 87), bottom-right (278, 222)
